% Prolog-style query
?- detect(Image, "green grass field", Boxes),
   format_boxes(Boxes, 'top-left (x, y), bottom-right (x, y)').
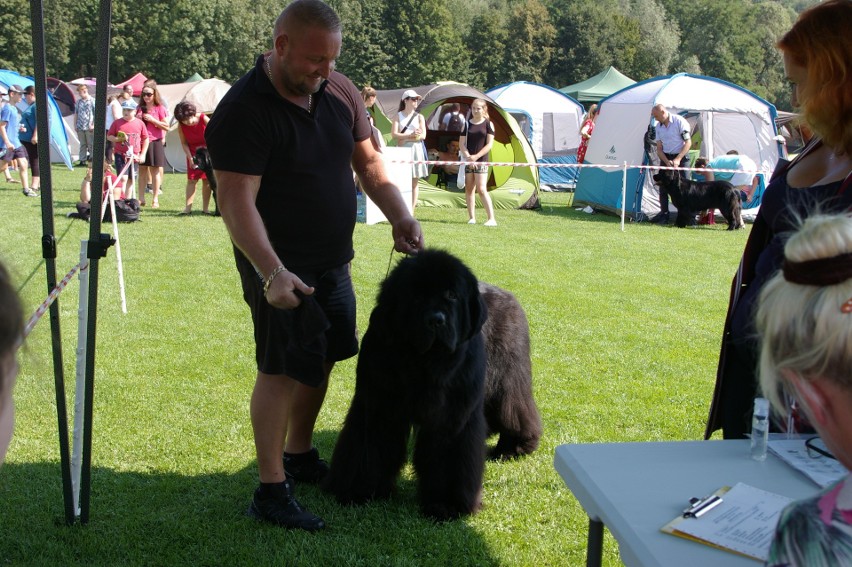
top-left (0, 165), bottom-right (744, 566)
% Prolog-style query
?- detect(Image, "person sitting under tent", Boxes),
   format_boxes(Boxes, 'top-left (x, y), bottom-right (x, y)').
top-left (705, 150), bottom-right (760, 204)
top-left (427, 139), bottom-right (463, 189)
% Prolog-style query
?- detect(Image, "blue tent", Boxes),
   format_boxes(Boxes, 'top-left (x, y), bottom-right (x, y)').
top-left (1, 69), bottom-right (73, 169)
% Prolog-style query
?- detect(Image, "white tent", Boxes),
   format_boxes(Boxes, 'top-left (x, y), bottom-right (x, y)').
top-left (486, 81), bottom-right (585, 187)
top-left (574, 73), bottom-right (782, 221)
top-left (157, 78), bottom-right (230, 172)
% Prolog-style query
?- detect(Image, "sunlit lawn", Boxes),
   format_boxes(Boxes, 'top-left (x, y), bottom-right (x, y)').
top-left (0, 165), bottom-right (746, 566)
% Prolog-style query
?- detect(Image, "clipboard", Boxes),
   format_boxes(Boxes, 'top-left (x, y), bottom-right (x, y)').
top-left (661, 482), bottom-right (792, 561)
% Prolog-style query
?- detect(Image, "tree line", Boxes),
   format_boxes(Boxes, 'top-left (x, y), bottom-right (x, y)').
top-left (3, 0), bottom-right (811, 110)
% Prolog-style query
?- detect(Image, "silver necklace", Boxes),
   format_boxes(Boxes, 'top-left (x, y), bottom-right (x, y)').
top-left (265, 55), bottom-right (312, 113)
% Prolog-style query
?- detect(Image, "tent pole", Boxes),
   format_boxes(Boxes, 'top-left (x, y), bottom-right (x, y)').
top-left (29, 0), bottom-right (75, 526)
top-left (621, 162), bottom-right (627, 232)
top-left (71, 241), bottom-right (90, 516)
top-left (79, 0), bottom-right (114, 525)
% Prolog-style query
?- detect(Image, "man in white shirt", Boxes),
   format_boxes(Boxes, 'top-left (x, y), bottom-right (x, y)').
top-left (651, 104), bottom-right (692, 223)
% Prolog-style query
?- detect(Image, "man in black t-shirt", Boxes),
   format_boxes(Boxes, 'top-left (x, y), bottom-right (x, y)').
top-left (206, 0), bottom-right (422, 531)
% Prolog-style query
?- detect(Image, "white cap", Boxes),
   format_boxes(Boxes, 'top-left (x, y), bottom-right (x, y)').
top-left (401, 89), bottom-right (421, 101)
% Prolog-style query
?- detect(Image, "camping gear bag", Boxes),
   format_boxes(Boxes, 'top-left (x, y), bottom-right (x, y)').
top-left (74, 198), bottom-right (141, 222)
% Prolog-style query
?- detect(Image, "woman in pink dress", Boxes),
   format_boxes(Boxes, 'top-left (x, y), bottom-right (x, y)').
top-left (174, 101), bottom-right (211, 215)
top-left (136, 81), bottom-right (169, 208)
top-left (576, 103), bottom-right (598, 164)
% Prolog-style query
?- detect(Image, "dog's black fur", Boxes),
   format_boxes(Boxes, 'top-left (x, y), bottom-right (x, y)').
top-left (192, 147), bottom-right (220, 216)
top-left (478, 282), bottom-right (542, 460)
top-left (653, 168), bottom-right (743, 230)
top-left (323, 250), bottom-right (540, 520)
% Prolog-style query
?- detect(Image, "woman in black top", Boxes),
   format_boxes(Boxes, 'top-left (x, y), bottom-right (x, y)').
top-left (459, 99), bottom-right (497, 226)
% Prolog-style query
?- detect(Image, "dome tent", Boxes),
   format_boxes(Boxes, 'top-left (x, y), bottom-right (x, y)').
top-left (486, 81), bottom-right (585, 187)
top-left (374, 82), bottom-right (539, 210)
top-left (0, 69), bottom-right (73, 169)
top-left (574, 73), bottom-right (782, 221)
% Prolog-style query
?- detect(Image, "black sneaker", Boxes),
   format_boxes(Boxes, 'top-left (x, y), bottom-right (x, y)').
top-left (283, 447), bottom-right (330, 484)
top-left (650, 212), bottom-right (670, 224)
top-left (247, 479), bottom-right (325, 531)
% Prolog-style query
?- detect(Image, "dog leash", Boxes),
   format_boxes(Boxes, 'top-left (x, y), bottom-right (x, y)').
top-left (386, 245), bottom-right (397, 278)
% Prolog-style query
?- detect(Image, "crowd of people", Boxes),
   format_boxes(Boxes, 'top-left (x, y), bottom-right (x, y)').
top-left (3, 75), bottom-right (217, 219)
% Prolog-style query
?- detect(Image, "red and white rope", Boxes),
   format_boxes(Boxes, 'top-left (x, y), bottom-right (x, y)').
top-left (23, 261), bottom-right (88, 340)
top-left (397, 158), bottom-right (761, 176)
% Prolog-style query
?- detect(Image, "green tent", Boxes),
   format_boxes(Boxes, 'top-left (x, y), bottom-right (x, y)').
top-left (184, 72), bottom-right (204, 82)
top-left (559, 67), bottom-right (635, 104)
top-left (374, 82), bottom-right (540, 210)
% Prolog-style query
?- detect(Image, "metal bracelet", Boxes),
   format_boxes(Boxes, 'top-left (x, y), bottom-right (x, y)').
top-left (263, 265), bottom-right (287, 296)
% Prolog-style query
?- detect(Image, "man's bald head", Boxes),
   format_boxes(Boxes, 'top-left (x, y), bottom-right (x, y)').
top-left (274, 0), bottom-right (341, 44)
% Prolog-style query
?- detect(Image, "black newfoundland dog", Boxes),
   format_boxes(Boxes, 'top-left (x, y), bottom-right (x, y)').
top-left (323, 250), bottom-right (541, 520)
top-left (653, 168), bottom-right (743, 230)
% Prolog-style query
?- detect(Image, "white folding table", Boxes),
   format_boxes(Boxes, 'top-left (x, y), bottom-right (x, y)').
top-left (554, 440), bottom-right (821, 566)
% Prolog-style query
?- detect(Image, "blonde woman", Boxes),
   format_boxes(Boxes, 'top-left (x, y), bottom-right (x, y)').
top-left (459, 99), bottom-right (496, 226)
top-left (756, 213), bottom-right (852, 566)
top-left (391, 89), bottom-right (428, 209)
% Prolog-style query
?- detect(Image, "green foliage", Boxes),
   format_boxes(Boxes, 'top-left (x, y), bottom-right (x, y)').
top-left (500, 0), bottom-right (556, 84)
top-left (12, 0), bottom-right (801, 108)
top-left (1, 166), bottom-right (746, 566)
top-left (623, 0), bottom-right (679, 80)
top-left (547, 0), bottom-right (641, 87)
top-left (462, 6), bottom-right (508, 90)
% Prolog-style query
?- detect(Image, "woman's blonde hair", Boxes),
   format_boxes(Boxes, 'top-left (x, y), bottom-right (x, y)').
top-left (471, 98), bottom-right (489, 120)
top-left (361, 86), bottom-right (376, 102)
top-left (777, 0), bottom-right (852, 156)
top-left (757, 213), bottom-right (852, 415)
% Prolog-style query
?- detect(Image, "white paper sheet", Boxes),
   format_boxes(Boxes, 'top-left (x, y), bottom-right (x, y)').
top-left (768, 438), bottom-right (848, 488)
top-left (672, 483), bottom-right (792, 561)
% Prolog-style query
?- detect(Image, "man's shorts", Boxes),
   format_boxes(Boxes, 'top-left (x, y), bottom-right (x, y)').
top-left (2, 146), bottom-right (27, 162)
top-left (468, 163), bottom-right (488, 174)
top-left (234, 248), bottom-right (358, 387)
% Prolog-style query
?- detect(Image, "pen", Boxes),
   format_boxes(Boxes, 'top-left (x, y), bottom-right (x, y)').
top-left (683, 495), bottom-right (723, 518)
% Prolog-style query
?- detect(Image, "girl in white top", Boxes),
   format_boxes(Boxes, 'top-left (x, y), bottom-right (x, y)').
top-left (391, 90), bottom-right (428, 210)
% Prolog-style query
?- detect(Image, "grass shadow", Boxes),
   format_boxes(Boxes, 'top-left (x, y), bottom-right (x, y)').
top-left (1, 438), bottom-right (499, 566)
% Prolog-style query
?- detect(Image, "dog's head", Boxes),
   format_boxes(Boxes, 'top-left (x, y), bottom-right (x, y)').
top-left (192, 147), bottom-right (213, 171)
top-left (371, 249), bottom-right (487, 355)
top-left (653, 168), bottom-right (684, 193)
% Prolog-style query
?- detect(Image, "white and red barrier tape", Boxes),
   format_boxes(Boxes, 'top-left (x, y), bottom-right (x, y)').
top-left (23, 261), bottom-right (88, 340)
top-left (22, 153), bottom-right (135, 343)
top-left (397, 158), bottom-right (762, 176)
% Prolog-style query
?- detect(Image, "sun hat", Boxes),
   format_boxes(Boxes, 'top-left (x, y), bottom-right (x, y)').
top-left (120, 99), bottom-right (138, 110)
top-left (401, 89), bottom-right (422, 101)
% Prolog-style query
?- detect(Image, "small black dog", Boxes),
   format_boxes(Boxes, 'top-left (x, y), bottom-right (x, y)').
top-left (653, 169), bottom-right (743, 230)
top-left (192, 147), bottom-right (220, 216)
